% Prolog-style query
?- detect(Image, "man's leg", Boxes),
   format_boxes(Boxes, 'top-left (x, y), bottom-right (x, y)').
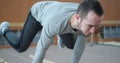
top-left (0, 12), bottom-right (42, 52)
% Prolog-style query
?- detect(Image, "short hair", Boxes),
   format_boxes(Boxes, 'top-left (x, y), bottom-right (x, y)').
top-left (77, 0), bottom-right (104, 19)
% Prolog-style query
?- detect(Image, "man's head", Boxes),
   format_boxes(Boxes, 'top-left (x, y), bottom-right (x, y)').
top-left (72, 0), bottom-right (104, 36)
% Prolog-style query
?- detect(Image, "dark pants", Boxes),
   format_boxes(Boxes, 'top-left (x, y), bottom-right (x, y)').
top-left (3, 12), bottom-right (42, 52)
top-left (59, 33), bottom-right (77, 49)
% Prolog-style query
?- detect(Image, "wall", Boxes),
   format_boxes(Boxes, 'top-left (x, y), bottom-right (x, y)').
top-left (100, 0), bottom-right (120, 20)
top-left (0, 0), bottom-right (120, 22)
top-left (0, 0), bottom-right (40, 22)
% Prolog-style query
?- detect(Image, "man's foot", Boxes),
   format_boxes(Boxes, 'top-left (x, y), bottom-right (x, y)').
top-left (0, 21), bottom-right (10, 35)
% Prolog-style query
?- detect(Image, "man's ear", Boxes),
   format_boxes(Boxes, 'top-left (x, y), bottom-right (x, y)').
top-left (75, 14), bottom-right (81, 23)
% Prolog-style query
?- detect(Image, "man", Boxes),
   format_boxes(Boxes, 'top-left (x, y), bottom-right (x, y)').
top-left (0, 0), bottom-right (104, 63)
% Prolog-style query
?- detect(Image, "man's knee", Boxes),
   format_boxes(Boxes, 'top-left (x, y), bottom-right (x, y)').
top-left (66, 44), bottom-right (74, 49)
top-left (16, 47), bottom-right (28, 53)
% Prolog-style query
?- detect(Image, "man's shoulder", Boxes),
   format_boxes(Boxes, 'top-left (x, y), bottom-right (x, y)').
top-left (34, 1), bottom-right (79, 6)
top-left (33, 1), bottom-right (58, 5)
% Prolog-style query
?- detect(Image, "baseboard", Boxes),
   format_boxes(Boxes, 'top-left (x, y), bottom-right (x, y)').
top-left (0, 43), bottom-right (37, 49)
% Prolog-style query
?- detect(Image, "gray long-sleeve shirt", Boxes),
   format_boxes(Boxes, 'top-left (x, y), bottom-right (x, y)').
top-left (30, 1), bottom-right (87, 63)
top-left (31, 1), bottom-right (78, 34)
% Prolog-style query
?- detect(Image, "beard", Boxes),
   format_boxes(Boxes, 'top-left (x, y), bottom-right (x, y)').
top-left (78, 30), bottom-right (90, 37)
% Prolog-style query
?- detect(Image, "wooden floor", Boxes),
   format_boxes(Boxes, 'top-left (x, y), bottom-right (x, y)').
top-left (0, 43), bottom-right (120, 63)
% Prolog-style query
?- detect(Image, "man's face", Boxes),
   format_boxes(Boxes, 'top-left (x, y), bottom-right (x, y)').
top-left (79, 11), bottom-right (104, 36)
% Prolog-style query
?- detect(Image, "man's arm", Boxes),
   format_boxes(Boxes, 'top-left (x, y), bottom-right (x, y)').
top-left (32, 27), bottom-right (55, 63)
top-left (71, 32), bottom-right (87, 63)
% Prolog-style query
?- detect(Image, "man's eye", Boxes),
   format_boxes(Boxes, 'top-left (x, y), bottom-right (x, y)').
top-left (89, 25), bottom-right (93, 27)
